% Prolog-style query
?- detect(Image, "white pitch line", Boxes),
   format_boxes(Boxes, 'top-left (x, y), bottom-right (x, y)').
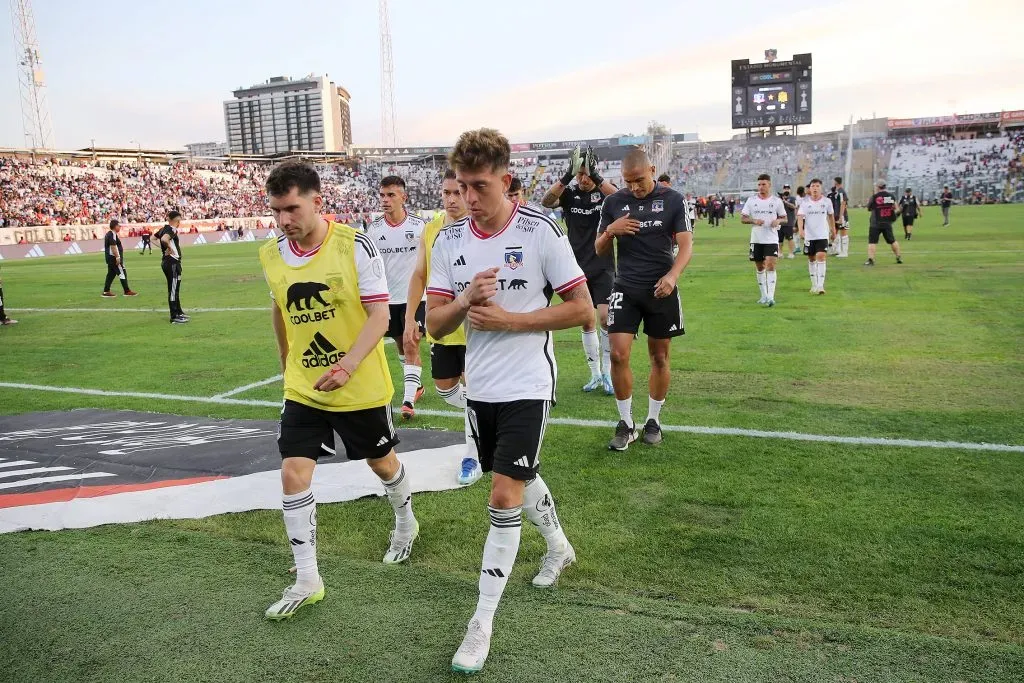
top-left (211, 374), bottom-right (283, 399)
top-left (0, 381), bottom-right (1021, 454)
top-left (0, 460), bottom-right (38, 469)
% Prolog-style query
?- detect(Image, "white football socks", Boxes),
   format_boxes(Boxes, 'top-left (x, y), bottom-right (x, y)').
top-left (381, 463), bottom-right (416, 535)
top-left (756, 271), bottom-right (767, 298)
top-left (616, 396), bottom-right (633, 428)
top-left (840, 235), bottom-right (849, 257)
top-left (598, 326), bottom-right (611, 376)
top-left (808, 260), bottom-right (816, 288)
top-left (403, 364), bottom-right (422, 405)
top-left (523, 476), bottom-right (568, 553)
top-left (437, 384), bottom-right (477, 459)
top-left (818, 261), bottom-right (827, 289)
top-left (647, 396), bottom-right (665, 424)
top-left (766, 271), bottom-right (777, 300)
top-left (473, 506), bottom-right (522, 633)
top-left (581, 330), bottom-right (600, 378)
top-left (282, 488), bottom-right (319, 590)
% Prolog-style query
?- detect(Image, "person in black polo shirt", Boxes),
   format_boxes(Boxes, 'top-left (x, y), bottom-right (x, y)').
top-left (940, 185), bottom-right (954, 226)
top-left (899, 188), bottom-right (922, 240)
top-left (101, 220), bottom-right (138, 298)
top-left (542, 145), bottom-right (619, 394)
top-left (156, 211), bottom-right (188, 323)
top-left (865, 181), bottom-right (903, 266)
top-left (596, 148), bottom-right (693, 450)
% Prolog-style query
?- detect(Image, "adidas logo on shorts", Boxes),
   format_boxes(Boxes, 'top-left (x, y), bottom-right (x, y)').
top-left (376, 436), bottom-right (388, 447)
top-left (513, 456), bottom-right (531, 468)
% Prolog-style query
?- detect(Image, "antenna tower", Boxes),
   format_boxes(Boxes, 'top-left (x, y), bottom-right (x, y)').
top-left (11, 0), bottom-right (54, 149)
top-left (378, 0), bottom-right (397, 147)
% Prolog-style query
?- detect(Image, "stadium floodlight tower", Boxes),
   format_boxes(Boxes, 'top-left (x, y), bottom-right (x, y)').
top-left (11, 0), bottom-right (55, 149)
top-left (378, 0), bottom-right (398, 148)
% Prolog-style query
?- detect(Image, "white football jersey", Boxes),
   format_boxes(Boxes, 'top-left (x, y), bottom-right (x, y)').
top-left (741, 194), bottom-right (788, 244)
top-left (797, 196), bottom-right (834, 241)
top-left (427, 204), bottom-right (586, 403)
top-left (365, 212), bottom-right (425, 304)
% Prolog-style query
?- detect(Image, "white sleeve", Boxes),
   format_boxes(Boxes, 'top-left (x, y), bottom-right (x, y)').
top-left (426, 235), bottom-right (455, 300)
top-left (740, 197), bottom-right (753, 217)
top-left (541, 223), bottom-right (586, 296)
top-left (776, 198), bottom-right (787, 218)
top-left (797, 201), bottom-right (806, 218)
top-left (353, 233), bottom-right (389, 304)
top-left (826, 201), bottom-right (834, 215)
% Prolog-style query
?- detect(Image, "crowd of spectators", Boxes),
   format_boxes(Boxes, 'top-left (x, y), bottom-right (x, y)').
top-left (3, 133), bottom-right (1022, 229)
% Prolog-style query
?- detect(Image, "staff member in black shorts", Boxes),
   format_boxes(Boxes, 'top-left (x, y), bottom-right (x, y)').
top-left (542, 145), bottom-right (619, 394)
top-left (899, 188), bottom-right (922, 240)
top-left (596, 148), bottom-right (693, 450)
top-left (865, 181), bottom-right (903, 266)
top-left (101, 220), bottom-right (138, 298)
top-left (156, 211), bottom-right (188, 323)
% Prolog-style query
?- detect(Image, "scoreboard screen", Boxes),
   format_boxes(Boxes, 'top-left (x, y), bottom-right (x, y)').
top-left (731, 53), bottom-right (812, 128)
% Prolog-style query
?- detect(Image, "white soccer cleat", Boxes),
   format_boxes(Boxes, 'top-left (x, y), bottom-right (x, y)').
top-left (757, 296), bottom-right (768, 305)
top-left (451, 619), bottom-right (492, 674)
top-left (265, 580), bottom-right (325, 621)
top-left (383, 519), bottom-right (419, 564)
top-left (532, 543), bottom-right (576, 588)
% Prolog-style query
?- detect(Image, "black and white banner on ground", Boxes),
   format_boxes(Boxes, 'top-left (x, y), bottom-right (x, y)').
top-left (0, 410), bottom-right (465, 534)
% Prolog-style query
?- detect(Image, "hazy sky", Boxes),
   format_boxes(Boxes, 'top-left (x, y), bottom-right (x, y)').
top-left (0, 0), bottom-right (1020, 150)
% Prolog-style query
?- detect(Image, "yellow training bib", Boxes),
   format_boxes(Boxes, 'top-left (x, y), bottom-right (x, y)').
top-left (423, 212), bottom-right (467, 346)
top-left (259, 222), bottom-right (393, 412)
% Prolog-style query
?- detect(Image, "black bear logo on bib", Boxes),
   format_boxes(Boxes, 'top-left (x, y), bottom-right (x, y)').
top-left (286, 282), bottom-right (331, 311)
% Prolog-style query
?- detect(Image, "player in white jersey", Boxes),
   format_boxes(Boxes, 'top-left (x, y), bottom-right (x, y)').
top-left (404, 169), bottom-right (482, 487)
top-left (797, 178), bottom-right (836, 294)
top-left (365, 176), bottom-right (427, 419)
top-left (427, 129), bottom-right (593, 675)
top-left (740, 174), bottom-right (788, 307)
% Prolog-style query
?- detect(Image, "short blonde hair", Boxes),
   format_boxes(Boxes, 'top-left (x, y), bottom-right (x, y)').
top-left (448, 128), bottom-right (510, 173)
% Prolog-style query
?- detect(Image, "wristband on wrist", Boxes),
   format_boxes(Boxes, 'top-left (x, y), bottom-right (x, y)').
top-left (330, 365), bottom-right (351, 379)
top-left (589, 171), bottom-right (603, 186)
top-left (560, 171), bottom-right (574, 186)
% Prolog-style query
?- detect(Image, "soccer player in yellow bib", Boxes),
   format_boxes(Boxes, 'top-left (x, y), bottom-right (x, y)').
top-left (404, 169), bottom-right (481, 486)
top-left (258, 161), bottom-right (420, 621)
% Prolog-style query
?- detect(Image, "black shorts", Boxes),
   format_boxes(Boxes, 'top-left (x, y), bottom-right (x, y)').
top-left (777, 225), bottom-right (794, 241)
top-left (430, 343), bottom-right (465, 380)
top-left (278, 400), bottom-right (399, 461)
top-left (607, 284), bottom-right (684, 338)
top-left (387, 301), bottom-right (425, 341)
top-left (869, 222), bottom-right (896, 245)
top-left (466, 399), bottom-right (549, 481)
top-left (585, 270), bottom-right (613, 308)
top-left (902, 215), bottom-right (915, 227)
top-left (749, 243), bottom-right (779, 262)
top-left (803, 239), bottom-right (829, 256)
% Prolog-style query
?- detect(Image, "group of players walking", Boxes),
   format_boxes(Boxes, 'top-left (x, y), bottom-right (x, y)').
top-left (742, 174), bottom-right (914, 304)
top-left (256, 131), bottom-right (693, 674)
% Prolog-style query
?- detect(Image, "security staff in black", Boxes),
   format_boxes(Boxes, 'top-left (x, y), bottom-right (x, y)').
top-left (101, 220), bottom-right (137, 297)
top-left (899, 189), bottom-right (922, 240)
top-left (596, 148), bottom-right (693, 451)
top-left (156, 211), bottom-right (188, 323)
top-left (541, 145), bottom-right (619, 391)
top-left (865, 181), bottom-right (903, 266)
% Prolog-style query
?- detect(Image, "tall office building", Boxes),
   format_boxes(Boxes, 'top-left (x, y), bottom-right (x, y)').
top-left (224, 75), bottom-right (352, 155)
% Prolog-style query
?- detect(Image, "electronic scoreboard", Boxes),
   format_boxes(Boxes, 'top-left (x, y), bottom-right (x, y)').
top-left (731, 53), bottom-right (812, 129)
